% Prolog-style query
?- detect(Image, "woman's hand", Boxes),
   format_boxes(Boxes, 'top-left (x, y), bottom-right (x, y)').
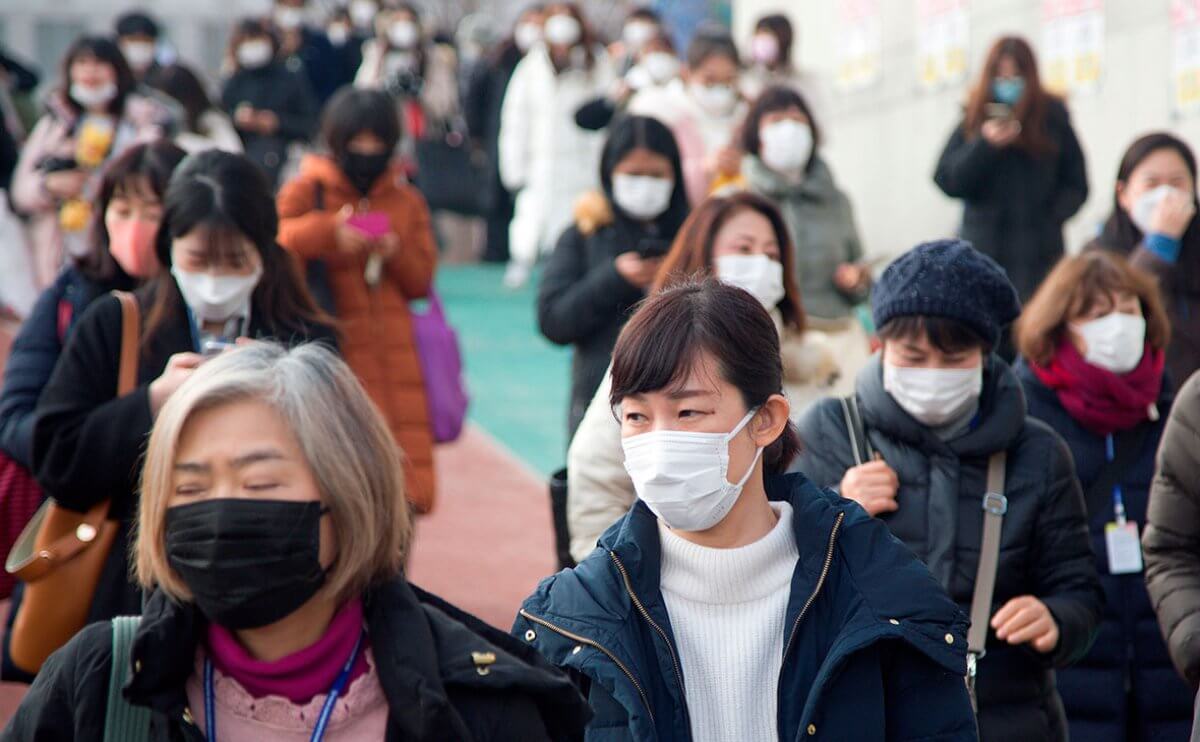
top-left (149, 352), bottom-right (205, 417)
top-left (254, 109), bottom-right (279, 135)
top-left (1149, 187), bottom-right (1197, 239)
top-left (991, 595), bottom-right (1059, 653)
top-left (234, 104), bottom-right (257, 130)
top-left (614, 252), bottom-right (662, 289)
top-left (839, 455), bottom-right (899, 516)
top-left (833, 263), bottom-right (870, 293)
top-left (981, 118), bottom-right (1021, 148)
top-left (714, 145), bottom-right (742, 178)
top-left (335, 205), bottom-right (372, 256)
top-left (44, 169), bottom-right (88, 200)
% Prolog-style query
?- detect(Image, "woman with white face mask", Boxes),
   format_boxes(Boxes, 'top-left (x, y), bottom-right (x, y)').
top-left (517, 279), bottom-right (976, 741)
top-left (628, 26), bottom-right (745, 205)
top-left (1097, 132), bottom-right (1200, 386)
top-left (740, 85), bottom-right (870, 395)
top-left (565, 193), bottom-right (840, 565)
top-left (498, 2), bottom-right (615, 288)
top-left (1012, 249), bottom-right (1193, 740)
top-left (537, 116), bottom-right (688, 440)
top-left (794, 239), bottom-right (1103, 742)
top-left (28, 150), bottom-right (335, 640)
top-left (11, 36), bottom-right (175, 289)
top-left (739, 13), bottom-right (830, 127)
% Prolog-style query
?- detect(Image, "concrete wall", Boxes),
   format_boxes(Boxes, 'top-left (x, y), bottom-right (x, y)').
top-left (730, 0), bottom-right (1191, 261)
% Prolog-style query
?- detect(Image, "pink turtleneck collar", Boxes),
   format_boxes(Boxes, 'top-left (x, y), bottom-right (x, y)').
top-left (205, 598), bottom-right (369, 705)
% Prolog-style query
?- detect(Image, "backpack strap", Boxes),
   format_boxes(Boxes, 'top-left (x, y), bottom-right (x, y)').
top-left (966, 451), bottom-right (1007, 710)
top-left (840, 395), bottom-right (874, 466)
top-left (103, 616), bottom-right (151, 742)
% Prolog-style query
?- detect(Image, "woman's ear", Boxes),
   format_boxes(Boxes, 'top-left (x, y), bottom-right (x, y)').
top-left (1115, 180), bottom-right (1134, 215)
top-left (751, 394), bottom-right (790, 447)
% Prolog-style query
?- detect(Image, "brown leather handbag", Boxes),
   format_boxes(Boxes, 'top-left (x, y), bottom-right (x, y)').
top-left (4, 291), bottom-right (140, 674)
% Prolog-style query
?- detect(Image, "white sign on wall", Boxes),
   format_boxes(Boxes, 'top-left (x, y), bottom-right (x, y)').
top-left (1041, 0), bottom-right (1104, 95)
top-left (835, 0), bottom-right (883, 93)
top-left (1172, 0), bottom-right (1200, 116)
top-left (916, 0), bottom-right (969, 92)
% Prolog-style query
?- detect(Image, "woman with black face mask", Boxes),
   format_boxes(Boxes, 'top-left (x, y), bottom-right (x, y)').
top-left (2, 343), bottom-right (589, 741)
top-left (277, 87), bottom-right (438, 514)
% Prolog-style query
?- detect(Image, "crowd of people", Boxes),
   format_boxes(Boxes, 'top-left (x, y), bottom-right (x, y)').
top-left (0, 1), bottom-right (1199, 740)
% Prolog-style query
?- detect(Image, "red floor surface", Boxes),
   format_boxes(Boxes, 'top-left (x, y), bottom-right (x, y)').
top-left (407, 423), bottom-right (559, 629)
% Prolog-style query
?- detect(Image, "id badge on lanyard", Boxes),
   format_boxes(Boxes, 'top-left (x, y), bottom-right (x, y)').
top-left (1103, 433), bottom-right (1144, 575)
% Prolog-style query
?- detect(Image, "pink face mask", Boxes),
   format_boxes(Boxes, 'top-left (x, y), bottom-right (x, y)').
top-left (108, 218), bottom-right (160, 279)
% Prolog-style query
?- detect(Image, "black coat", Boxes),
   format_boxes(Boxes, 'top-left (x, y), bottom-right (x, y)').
top-left (933, 99), bottom-right (1088, 301)
top-left (29, 284), bottom-right (335, 625)
top-left (1, 578), bottom-right (590, 741)
top-left (793, 356), bottom-right (1104, 742)
top-left (536, 211), bottom-right (651, 439)
top-left (1015, 359), bottom-right (1193, 742)
top-left (465, 43), bottom-right (523, 219)
top-left (220, 62), bottom-right (317, 187)
top-left (285, 27), bottom-right (347, 105)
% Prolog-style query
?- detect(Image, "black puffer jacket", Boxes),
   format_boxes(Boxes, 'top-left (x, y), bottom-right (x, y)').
top-left (1144, 370), bottom-right (1200, 688)
top-left (220, 61), bottom-right (317, 187)
top-left (793, 355), bottom-right (1103, 742)
top-left (1, 578), bottom-right (590, 741)
top-left (933, 99), bottom-right (1088, 301)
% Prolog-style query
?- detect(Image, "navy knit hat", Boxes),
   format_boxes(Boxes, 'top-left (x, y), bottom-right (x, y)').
top-left (871, 239), bottom-right (1021, 347)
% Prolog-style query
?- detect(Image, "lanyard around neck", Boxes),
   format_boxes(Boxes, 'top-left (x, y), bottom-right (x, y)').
top-left (203, 628), bottom-right (364, 742)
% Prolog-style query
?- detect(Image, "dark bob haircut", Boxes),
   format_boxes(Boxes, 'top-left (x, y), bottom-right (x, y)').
top-left (78, 140), bottom-right (187, 283)
top-left (686, 24), bottom-right (740, 69)
top-left (319, 87), bottom-right (401, 159)
top-left (145, 63), bottom-right (215, 134)
top-left (741, 85), bottom-right (821, 173)
top-left (610, 279), bottom-right (802, 474)
top-left (877, 316), bottom-right (989, 355)
top-left (146, 150), bottom-right (326, 351)
top-left (1098, 131), bottom-right (1200, 258)
top-left (60, 36), bottom-right (136, 116)
top-left (600, 115), bottom-right (688, 236)
top-left (115, 11), bottom-right (160, 39)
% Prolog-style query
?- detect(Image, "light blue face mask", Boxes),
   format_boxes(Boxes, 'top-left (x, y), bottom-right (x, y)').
top-left (992, 77), bottom-right (1025, 106)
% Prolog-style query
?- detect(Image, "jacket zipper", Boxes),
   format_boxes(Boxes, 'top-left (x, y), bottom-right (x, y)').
top-left (609, 551), bottom-right (691, 729)
top-left (783, 511), bottom-right (845, 660)
top-left (518, 609), bottom-right (655, 723)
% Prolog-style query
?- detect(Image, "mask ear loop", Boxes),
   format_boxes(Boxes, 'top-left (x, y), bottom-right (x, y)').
top-left (726, 406), bottom-right (766, 487)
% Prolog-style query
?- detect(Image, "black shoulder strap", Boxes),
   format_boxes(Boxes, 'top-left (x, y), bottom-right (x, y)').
top-left (1084, 422), bottom-right (1154, 519)
top-left (840, 395), bottom-right (875, 466)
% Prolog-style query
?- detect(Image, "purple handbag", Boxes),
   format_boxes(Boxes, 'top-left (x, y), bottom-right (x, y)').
top-left (411, 290), bottom-right (469, 443)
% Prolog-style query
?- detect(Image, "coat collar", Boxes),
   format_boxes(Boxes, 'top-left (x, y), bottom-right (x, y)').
top-left (298, 153), bottom-right (410, 202)
top-left (742, 153), bottom-right (838, 202)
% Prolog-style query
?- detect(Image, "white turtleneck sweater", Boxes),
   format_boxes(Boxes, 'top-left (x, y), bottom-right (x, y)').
top-left (658, 501), bottom-right (799, 742)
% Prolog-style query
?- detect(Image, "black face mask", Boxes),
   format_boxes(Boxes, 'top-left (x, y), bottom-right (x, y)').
top-left (165, 499), bottom-right (328, 630)
top-left (339, 152), bottom-right (391, 194)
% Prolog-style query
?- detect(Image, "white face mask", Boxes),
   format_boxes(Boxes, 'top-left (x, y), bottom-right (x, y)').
top-left (237, 40), bottom-right (274, 69)
top-left (1130, 184), bottom-right (1188, 235)
top-left (274, 6), bottom-right (306, 31)
top-left (612, 174), bottom-right (674, 222)
top-left (171, 265), bottom-right (262, 324)
top-left (388, 21), bottom-right (420, 49)
top-left (690, 82), bottom-right (737, 116)
top-left (642, 52), bottom-right (680, 84)
top-left (514, 23), bottom-right (542, 52)
top-left (883, 361), bottom-right (983, 427)
top-left (120, 41), bottom-right (156, 70)
top-left (1073, 312), bottom-right (1147, 374)
top-left (70, 82), bottom-right (118, 109)
top-left (623, 409), bottom-right (763, 532)
top-left (760, 119), bottom-right (813, 175)
top-left (327, 24), bottom-right (350, 46)
top-left (543, 14), bottom-right (582, 47)
top-left (350, 0), bottom-right (377, 28)
top-left (623, 21), bottom-right (657, 52)
top-left (716, 253), bottom-right (785, 311)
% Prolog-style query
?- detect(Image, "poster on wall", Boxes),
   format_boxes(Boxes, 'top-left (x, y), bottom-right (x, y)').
top-left (835, 0), bottom-right (882, 93)
top-left (1171, 0), bottom-right (1200, 116)
top-left (916, 0), bottom-right (969, 91)
top-left (1041, 0), bottom-right (1104, 95)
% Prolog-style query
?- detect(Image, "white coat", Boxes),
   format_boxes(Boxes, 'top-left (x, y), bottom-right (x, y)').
top-left (498, 44), bottom-right (614, 266)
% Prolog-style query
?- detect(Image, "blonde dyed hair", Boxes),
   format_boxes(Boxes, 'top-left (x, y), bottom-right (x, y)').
top-left (135, 342), bottom-right (411, 604)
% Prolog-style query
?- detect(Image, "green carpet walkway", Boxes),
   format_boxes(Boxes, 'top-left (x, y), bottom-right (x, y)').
top-left (434, 264), bottom-right (571, 477)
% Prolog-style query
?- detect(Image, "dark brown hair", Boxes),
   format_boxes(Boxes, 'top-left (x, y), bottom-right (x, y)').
top-left (227, 18), bottom-right (280, 69)
top-left (963, 36), bottom-right (1055, 155)
top-left (60, 36), bottom-right (136, 117)
top-left (754, 13), bottom-right (794, 67)
top-left (78, 140), bottom-right (187, 283)
top-left (686, 24), bottom-right (740, 69)
top-left (877, 316), bottom-right (988, 355)
top-left (1015, 246), bottom-right (1170, 366)
top-left (545, 3), bottom-right (596, 71)
top-left (610, 279), bottom-right (801, 473)
top-left (740, 85), bottom-right (821, 171)
top-left (1098, 132), bottom-right (1200, 254)
top-left (320, 87), bottom-right (401, 159)
top-left (653, 192), bottom-right (805, 333)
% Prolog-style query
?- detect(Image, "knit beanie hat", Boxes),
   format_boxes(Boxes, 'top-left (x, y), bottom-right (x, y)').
top-left (870, 239), bottom-right (1021, 347)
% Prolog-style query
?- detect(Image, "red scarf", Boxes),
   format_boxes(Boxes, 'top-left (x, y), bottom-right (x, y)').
top-left (1031, 339), bottom-right (1164, 436)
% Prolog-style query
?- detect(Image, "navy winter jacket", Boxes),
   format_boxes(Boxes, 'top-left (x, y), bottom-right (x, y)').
top-left (0, 269), bottom-right (123, 468)
top-left (793, 355), bottom-right (1104, 742)
top-left (1016, 359), bottom-right (1193, 742)
top-left (514, 473), bottom-right (978, 741)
